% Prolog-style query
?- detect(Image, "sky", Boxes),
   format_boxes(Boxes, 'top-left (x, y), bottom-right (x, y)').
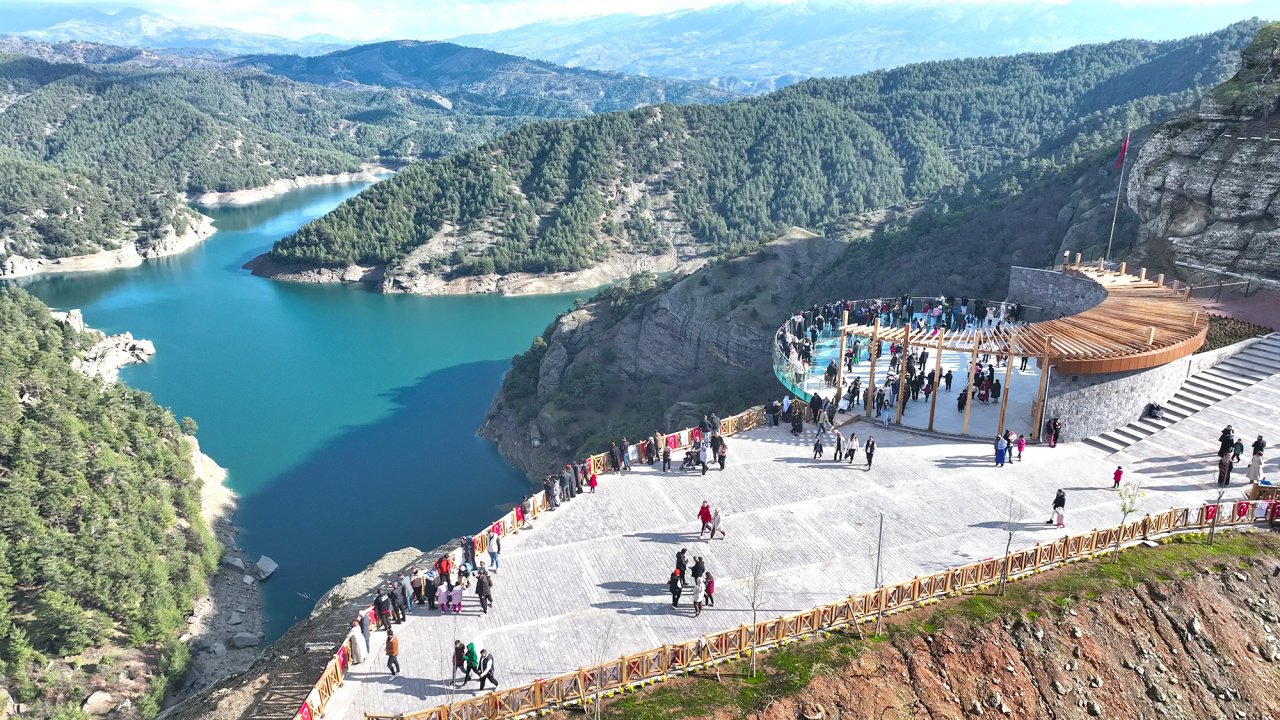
top-left (17, 0), bottom-right (1271, 41)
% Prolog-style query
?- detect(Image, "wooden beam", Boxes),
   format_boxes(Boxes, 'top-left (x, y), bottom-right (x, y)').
top-left (1139, 267), bottom-right (1147, 281)
top-left (961, 329), bottom-right (981, 435)
top-left (927, 330), bottom-right (944, 431)
top-left (1030, 336), bottom-right (1053, 442)
top-left (865, 317), bottom-right (880, 419)
top-left (996, 336), bottom-right (1017, 436)
top-left (834, 309), bottom-right (849, 404)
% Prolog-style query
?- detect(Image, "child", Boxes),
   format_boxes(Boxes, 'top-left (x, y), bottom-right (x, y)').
top-left (450, 583), bottom-right (464, 613)
top-left (1016, 433), bottom-right (1026, 461)
top-left (813, 435), bottom-right (824, 459)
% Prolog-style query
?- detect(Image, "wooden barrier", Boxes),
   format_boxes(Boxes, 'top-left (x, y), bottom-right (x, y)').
top-left (290, 406), bottom-right (767, 720)
top-left (363, 498), bottom-right (1278, 720)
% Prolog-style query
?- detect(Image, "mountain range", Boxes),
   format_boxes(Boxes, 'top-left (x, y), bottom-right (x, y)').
top-left (454, 0), bottom-right (1279, 92)
top-left (0, 3), bottom-right (350, 55)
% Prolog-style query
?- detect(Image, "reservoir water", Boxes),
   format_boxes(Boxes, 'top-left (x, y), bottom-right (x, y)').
top-left (19, 182), bottom-right (580, 639)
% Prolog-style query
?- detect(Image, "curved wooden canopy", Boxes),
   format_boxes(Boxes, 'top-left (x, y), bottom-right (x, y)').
top-left (838, 264), bottom-right (1208, 375)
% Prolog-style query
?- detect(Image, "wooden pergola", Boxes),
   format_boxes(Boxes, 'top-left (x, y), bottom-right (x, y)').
top-left (831, 259), bottom-right (1208, 441)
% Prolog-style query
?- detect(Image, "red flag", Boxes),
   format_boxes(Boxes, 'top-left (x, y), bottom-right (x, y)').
top-left (1114, 131), bottom-right (1130, 170)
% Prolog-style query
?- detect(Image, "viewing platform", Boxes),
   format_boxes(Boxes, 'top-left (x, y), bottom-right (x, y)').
top-left (319, 374), bottom-right (1277, 719)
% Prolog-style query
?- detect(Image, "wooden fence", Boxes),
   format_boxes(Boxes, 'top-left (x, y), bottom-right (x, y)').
top-left (353, 498), bottom-right (1278, 720)
top-left (290, 407), bottom-right (767, 720)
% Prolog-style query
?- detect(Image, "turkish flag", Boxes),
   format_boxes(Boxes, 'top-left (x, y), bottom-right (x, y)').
top-left (1115, 132), bottom-right (1130, 170)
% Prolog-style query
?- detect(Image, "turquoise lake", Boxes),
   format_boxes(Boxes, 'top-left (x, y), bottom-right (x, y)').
top-left (18, 182), bottom-right (581, 639)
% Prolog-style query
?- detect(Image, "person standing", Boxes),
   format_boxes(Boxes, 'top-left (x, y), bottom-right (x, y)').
top-left (690, 556), bottom-right (705, 586)
top-left (833, 430), bottom-right (844, 463)
top-left (813, 434), bottom-right (824, 459)
top-left (1232, 438), bottom-right (1244, 463)
top-left (708, 508), bottom-right (726, 540)
top-left (390, 581), bottom-right (407, 623)
top-left (662, 445), bottom-right (672, 472)
top-left (1048, 418), bottom-right (1062, 448)
top-left (450, 582), bottom-right (464, 613)
top-left (435, 582), bottom-right (449, 613)
top-left (1217, 453), bottom-right (1234, 487)
top-left (410, 568), bottom-right (425, 606)
top-left (1247, 451), bottom-right (1264, 484)
top-left (451, 640), bottom-right (468, 686)
top-left (356, 611), bottom-right (371, 654)
top-left (676, 548), bottom-right (689, 586)
top-left (995, 435), bottom-right (1008, 467)
top-left (692, 577), bottom-right (706, 617)
top-left (1252, 435), bottom-right (1266, 456)
top-left (385, 629), bottom-right (401, 677)
top-left (717, 438), bottom-right (728, 471)
top-left (1112, 466), bottom-right (1123, 489)
top-left (347, 620), bottom-right (368, 664)
top-left (475, 570), bottom-right (494, 614)
top-left (698, 442), bottom-right (710, 476)
top-left (704, 572), bottom-right (716, 607)
top-left (398, 573), bottom-right (414, 615)
top-left (374, 587), bottom-right (394, 631)
top-left (1016, 433), bottom-right (1026, 462)
top-left (1047, 490), bottom-right (1066, 527)
top-left (865, 436), bottom-right (877, 469)
top-left (487, 533), bottom-right (501, 572)
top-left (477, 649), bottom-right (499, 690)
top-left (588, 471), bottom-right (598, 493)
top-left (668, 570), bottom-right (684, 608)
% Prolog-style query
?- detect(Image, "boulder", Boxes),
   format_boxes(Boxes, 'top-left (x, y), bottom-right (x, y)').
top-left (221, 556), bottom-right (246, 572)
top-left (228, 611), bottom-right (243, 626)
top-left (229, 632), bottom-right (261, 649)
top-left (0, 687), bottom-right (13, 720)
top-left (82, 690), bottom-right (114, 715)
top-left (255, 555), bottom-right (279, 580)
top-left (211, 642), bottom-right (227, 657)
top-left (242, 575), bottom-right (255, 585)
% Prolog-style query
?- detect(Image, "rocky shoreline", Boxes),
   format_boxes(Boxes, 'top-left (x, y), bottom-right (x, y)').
top-left (1, 213), bottom-right (217, 280)
top-left (190, 165), bottom-right (393, 207)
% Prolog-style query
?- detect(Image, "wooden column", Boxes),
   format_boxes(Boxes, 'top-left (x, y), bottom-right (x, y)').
top-left (961, 329), bottom-right (981, 435)
top-left (1139, 267), bottom-right (1147, 281)
top-left (833, 309), bottom-right (849, 406)
top-left (996, 336), bottom-right (1017, 436)
top-left (927, 331), bottom-right (944, 431)
top-left (895, 322), bottom-right (911, 425)
top-left (1030, 336), bottom-right (1054, 442)
top-left (1118, 261), bottom-right (1127, 275)
top-left (1073, 252), bottom-right (1082, 266)
top-left (864, 317), bottom-right (880, 419)
top-left (1155, 273), bottom-right (1165, 287)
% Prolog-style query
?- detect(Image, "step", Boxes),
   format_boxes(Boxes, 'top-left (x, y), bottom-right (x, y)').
top-left (1135, 416), bottom-right (1173, 432)
top-left (1176, 385), bottom-right (1225, 404)
top-left (1083, 435), bottom-right (1126, 455)
top-left (1112, 426), bottom-right (1150, 443)
top-left (1229, 349), bottom-right (1280, 371)
top-left (1181, 380), bottom-right (1235, 402)
top-left (1194, 370), bottom-right (1253, 392)
top-left (1158, 407), bottom-right (1188, 421)
top-left (1166, 397), bottom-right (1207, 415)
top-left (1214, 360), bottom-right (1273, 382)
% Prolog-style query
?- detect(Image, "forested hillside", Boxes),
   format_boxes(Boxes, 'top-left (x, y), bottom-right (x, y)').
top-left (236, 40), bottom-right (736, 117)
top-left (0, 288), bottom-right (219, 718)
top-left (0, 55), bottom-right (531, 264)
top-left (268, 23), bottom-right (1258, 285)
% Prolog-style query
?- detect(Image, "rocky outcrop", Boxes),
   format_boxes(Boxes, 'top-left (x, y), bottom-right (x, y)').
top-left (480, 230), bottom-right (845, 479)
top-left (75, 332), bottom-right (155, 384)
top-left (1129, 104), bottom-right (1280, 281)
top-left (1, 212), bottom-right (216, 279)
top-left (190, 165), bottom-right (392, 206)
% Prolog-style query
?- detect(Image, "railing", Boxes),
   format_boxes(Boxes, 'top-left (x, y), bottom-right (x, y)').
top-left (366, 498), bottom-right (1278, 720)
top-left (290, 406), bottom-right (768, 720)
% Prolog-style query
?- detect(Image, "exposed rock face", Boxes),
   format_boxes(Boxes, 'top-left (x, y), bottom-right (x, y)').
top-left (1129, 102), bottom-right (1280, 281)
top-left (75, 332), bottom-right (156, 384)
top-left (480, 231), bottom-right (846, 480)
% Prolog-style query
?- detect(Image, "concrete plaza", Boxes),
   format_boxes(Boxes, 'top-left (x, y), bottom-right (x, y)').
top-left (323, 365), bottom-right (1278, 719)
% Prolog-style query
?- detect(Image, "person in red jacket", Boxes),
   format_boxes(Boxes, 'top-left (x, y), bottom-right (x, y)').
top-left (696, 501), bottom-right (713, 537)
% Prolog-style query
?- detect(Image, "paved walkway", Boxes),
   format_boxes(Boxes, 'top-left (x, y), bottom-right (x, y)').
top-left (326, 366), bottom-right (1277, 719)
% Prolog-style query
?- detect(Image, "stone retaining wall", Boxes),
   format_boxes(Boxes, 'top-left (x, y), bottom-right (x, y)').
top-left (1005, 266), bottom-right (1107, 318)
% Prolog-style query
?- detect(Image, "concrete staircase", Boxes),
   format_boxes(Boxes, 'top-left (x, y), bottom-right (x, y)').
top-left (1083, 333), bottom-right (1280, 455)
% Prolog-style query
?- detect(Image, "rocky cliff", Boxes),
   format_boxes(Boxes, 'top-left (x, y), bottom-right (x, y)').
top-left (480, 230), bottom-right (845, 480)
top-left (1129, 23), bottom-right (1280, 281)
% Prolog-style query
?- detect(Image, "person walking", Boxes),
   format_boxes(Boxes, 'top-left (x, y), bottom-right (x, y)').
top-left (668, 570), bottom-right (684, 608)
top-left (1112, 466), bottom-right (1123, 489)
top-left (846, 432), bottom-right (858, 464)
top-left (1217, 453), bottom-right (1233, 487)
top-left (1247, 452), bottom-right (1264, 484)
top-left (435, 581), bottom-right (449, 613)
top-left (698, 441), bottom-right (710, 476)
top-left (477, 649), bottom-right (499, 690)
top-left (1252, 435), bottom-right (1266, 456)
top-left (451, 640), bottom-right (468, 685)
top-left (463, 642), bottom-right (479, 684)
top-left (1016, 433), bottom-right (1026, 462)
top-left (692, 577), bottom-right (706, 617)
top-left (1232, 438), bottom-right (1244, 463)
top-left (833, 430), bottom-right (844, 463)
top-left (995, 435), bottom-right (1008, 467)
top-left (865, 436), bottom-right (877, 469)
top-left (813, 434), bottom-right (824, 459)
top-left (704, 572), bottom-right (716, 607)
top-left (487, 533), bottom-right (501, 572)
top-left (696, 503), bottom-right (713, 537)
top-left (1047, 490), bottom-right (1066, 527)
top-left (662, 446), bottom-right (672, 472)
top-left (708, 508), bottom-right (726, 540)
top-left (385, 629), bottom-right (401, 677)
top-left (717, 438), bottom-right (728, 471)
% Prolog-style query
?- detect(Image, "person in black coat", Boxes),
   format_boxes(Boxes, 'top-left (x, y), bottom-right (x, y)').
top-left (668, 570), bottom-right (683, 608)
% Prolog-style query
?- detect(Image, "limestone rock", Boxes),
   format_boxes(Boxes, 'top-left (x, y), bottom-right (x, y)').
top-left (82, 690), bottom-right (114, 715)
top-left (228, 611), bottom-right (243, 626)
top-left (255, 555), bottom-right (279, 580)
top-left (1188, 617), bottom-right (1203, 637)
top-left (242, 575), bottom-right (255, 585)
top-left (229, 632), bottom-right (261, 649)
top-left (221, 556), bottom-right (246, 572)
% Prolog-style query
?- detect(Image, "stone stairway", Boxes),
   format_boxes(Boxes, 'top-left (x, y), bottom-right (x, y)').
top-left (1083, 333), bottom-right (1280, 455)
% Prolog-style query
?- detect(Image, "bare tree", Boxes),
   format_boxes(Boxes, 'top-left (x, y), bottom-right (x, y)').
top-left (997, 494), bottom-right (1026, 595)
top-left (1207, 485), bottom-right (1228, 546)
top-left (747, 553), bottom-right (764, 679)
top-left (592, 619), bottom-right (618, 720)
top-left (1113, 478), bottom-right (1145, 562)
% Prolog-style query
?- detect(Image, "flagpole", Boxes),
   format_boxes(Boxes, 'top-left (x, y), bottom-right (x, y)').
top-left (1105, 130), bottom-right (1130, 264)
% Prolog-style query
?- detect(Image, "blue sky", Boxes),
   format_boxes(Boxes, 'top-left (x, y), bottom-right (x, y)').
top-left (28, 0), bottom-right (1271, 41)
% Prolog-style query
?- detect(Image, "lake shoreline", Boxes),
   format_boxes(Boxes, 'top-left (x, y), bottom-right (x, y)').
top-left (190, 164), bottom-right (394, 207)
top-left (1, 213), bottom-right (217, 280)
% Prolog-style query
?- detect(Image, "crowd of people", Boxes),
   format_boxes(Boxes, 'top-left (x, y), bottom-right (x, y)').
top-left (1215, 425), bottom-right (1267, 487)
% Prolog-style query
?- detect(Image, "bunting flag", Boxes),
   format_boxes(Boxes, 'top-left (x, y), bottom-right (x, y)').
top-left (1115, 131), bottom-right (1130, 169)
